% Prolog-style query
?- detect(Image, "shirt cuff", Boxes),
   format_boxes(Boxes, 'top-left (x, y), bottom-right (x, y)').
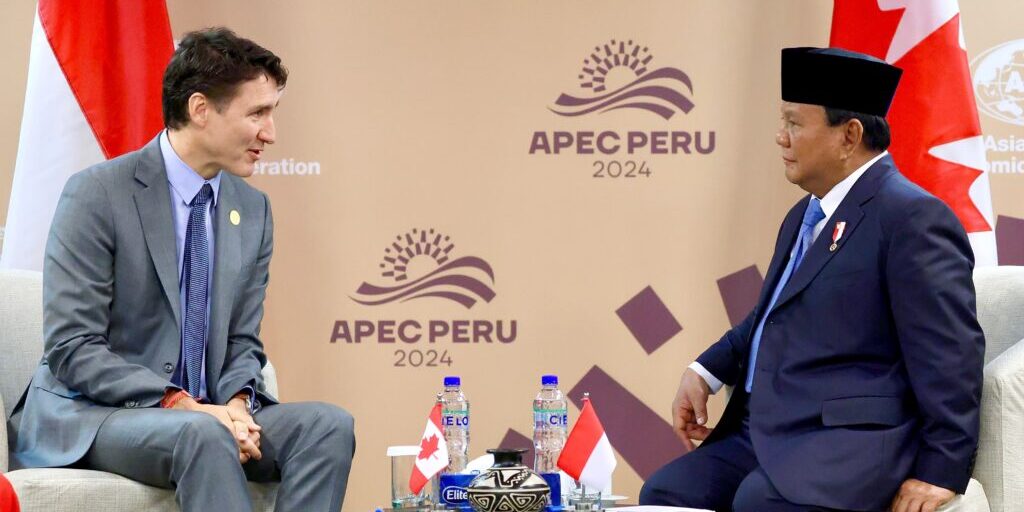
top-left (688, 362), bottom-right (725, 394)
top-left (240, 385), bottom-right (261, 414)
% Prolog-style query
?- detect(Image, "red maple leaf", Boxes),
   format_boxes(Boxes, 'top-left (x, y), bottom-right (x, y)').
top-left (832, 5), bottom-right (991, 233)
top-left (418, 434), bottom-right (441, 460)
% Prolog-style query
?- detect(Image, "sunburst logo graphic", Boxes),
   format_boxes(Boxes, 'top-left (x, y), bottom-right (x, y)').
top-left (352, 228), bottom-right (496, 309)
top-left (578, 39), bottom-right (654, 93)
top-left (551, 39), bottom-right (695, 120)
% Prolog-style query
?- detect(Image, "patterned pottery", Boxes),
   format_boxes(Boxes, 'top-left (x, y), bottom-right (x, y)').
top-left (466, 449), bottom-right (550, 512)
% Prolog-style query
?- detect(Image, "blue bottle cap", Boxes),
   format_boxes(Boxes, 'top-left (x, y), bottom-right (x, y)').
top-left (542, 375), bottom-right (558, 385)
top-left (444, 376), bottom-right (461, 386)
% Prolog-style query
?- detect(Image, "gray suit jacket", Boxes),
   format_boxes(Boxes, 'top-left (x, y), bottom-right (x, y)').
top-left (8, 136), bottom-right (278, 469)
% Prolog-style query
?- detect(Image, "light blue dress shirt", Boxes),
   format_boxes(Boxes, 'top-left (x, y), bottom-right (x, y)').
top-left (160, 130), bottom-right (220, 401)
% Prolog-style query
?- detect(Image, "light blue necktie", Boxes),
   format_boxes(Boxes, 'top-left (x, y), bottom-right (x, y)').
top-left (745, 197), bottom-right (826, 392)
top-left (182, 184), bottom-right (213, 397)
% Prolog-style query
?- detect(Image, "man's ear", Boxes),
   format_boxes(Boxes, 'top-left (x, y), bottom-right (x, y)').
top-left (842, 118), bottom-right (865, 159)
top-left (187, 92), bottom-right (211, 128)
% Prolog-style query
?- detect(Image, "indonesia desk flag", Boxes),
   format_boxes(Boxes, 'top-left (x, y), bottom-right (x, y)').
top-left (0, 0), bottom-right (173, 271)
top-left (557, 395), bottom-right (617, 491)
top-left (831, 0), bottom-right (997, 265)
top-left (409, 402), bottom-right (450, 494)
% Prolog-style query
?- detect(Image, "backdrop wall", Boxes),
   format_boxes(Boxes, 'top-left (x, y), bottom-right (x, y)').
top-left (1, 2), bottom-right (1023, 510)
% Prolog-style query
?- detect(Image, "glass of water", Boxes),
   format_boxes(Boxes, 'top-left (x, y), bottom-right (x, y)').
top-left (389, 446), bottom-right (428, 509)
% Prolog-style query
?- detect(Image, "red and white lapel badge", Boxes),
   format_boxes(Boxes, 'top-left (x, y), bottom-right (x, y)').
top-left (829, 221), bottom-right (847, 252)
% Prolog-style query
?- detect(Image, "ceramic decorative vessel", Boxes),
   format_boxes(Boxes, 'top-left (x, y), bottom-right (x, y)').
top-left (466, 449), bottom-right (550, 512)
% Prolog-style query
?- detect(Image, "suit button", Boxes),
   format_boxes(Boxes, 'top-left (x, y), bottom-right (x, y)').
top-left (125, 400), bottom-right (138, 408)
top-left (163, 363), bottom-right (174, 373)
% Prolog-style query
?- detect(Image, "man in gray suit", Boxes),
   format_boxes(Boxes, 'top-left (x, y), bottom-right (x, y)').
top-left (7, 28), bottom-right (355, 511)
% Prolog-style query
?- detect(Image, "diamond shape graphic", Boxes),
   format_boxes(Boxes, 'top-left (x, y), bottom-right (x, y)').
top-left (717, 265), bottom-right (764, 327)
top-left (568, 365), bottom-right (688, 479)
top-left (615, 286), bottom-right (682, 354)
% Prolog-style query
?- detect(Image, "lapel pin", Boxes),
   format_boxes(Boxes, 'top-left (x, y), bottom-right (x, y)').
top-left (230, 210), bottom-right (241, 226)
top-left (829, 221), bottom-right (846, 252)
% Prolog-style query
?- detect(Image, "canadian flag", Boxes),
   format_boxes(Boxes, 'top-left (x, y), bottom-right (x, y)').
top-left (557, 396), bottom-right (617, 492)
top-left (831, 0), bottom-right (997, 265)
top-left (0, 0), bottom-right (172, 271)
top-left (409, 403), bottom-right (450, 494)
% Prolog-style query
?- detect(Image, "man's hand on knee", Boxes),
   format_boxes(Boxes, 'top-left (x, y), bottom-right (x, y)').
top-left (672, 368), bottom-right (713, 451)
top-left (173, 397), bottom-right (262, 463)
top-left (889, 478), bottom-right (955, 512)
top-left (226, 399), bottom-right (262, 462)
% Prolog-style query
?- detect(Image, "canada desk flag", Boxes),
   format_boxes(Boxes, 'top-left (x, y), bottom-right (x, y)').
top-left (409, 401), bottom-right (450, 494)
top-left (557, 394), bottom-right (617, 491)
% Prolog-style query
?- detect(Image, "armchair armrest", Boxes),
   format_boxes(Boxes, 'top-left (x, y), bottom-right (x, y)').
top-left (261, 360), bottom-right (279, 401)
top-left (973, 337), bottom-right (1024, 512)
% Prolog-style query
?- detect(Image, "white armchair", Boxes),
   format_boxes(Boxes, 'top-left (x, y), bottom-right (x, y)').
top-left (0, 269), bottom-right (280, 511)
top-left (968, 265), bottom-right (1024, 512)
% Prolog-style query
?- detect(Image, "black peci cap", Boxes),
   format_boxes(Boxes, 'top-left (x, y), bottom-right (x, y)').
top-left (782, 47), bottom-right (902, 116)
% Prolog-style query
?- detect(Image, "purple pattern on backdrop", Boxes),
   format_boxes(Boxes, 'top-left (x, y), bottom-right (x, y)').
top-left (358, 256), bottom-right (495, 294)
top-left (556, 68), bottom-right (694, 105)
top-left (552, 68), bottom-right (695, 120)
top-left (615, 286), bottom-right (682, 355)
top-left (353, 274), bottom-right (495, 307)
top-left (568, 365), bottom-right (687, 480)
top-left (352, 256), bottom-right (496, 309)
top-left (497, 429), bottom-right (536, 471)
top-left (716, 266), bottom-right (765, 327)
top-left (996, 215), bottom-right (1024, 265)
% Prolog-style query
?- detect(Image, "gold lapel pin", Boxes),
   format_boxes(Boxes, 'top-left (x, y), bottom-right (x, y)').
top-left (230, 210), bottom-right (241, 226)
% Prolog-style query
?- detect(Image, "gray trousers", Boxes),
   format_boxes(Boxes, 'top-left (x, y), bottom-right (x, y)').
top-left (83, 402), bottom-right (355, 512)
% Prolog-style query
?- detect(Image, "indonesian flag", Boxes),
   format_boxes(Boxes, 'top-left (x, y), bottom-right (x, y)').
top-left (0, 0), bottom-right (172, 271)
top-left (557, 396), bottom-right (617, 491)
top-left (831, 0), bottom-right (997, 265)
top-left (409, 403), bottom-right (450, 494)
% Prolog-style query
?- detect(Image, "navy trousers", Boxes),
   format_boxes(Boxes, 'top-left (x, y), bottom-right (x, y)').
top-left (640, 395), bottom-right (853, 512)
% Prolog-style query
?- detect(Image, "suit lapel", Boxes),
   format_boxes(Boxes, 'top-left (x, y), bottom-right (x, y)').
top-left (207, 174), bottom-right (241, 390)
top-left (770, 156), bottom-right (897, 314)
top-left (133, 137), bottom-right (182, 329)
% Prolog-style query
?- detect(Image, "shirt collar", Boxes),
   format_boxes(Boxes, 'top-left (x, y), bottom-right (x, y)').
top-left (160, 130), bottom-right (221, 207)
top-left (817, 151), bottom-right (887, 219)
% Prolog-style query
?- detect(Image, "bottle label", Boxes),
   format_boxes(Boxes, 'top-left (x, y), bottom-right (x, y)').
top-left (442, 409), bottom-right (469, 427)
top-left (533, 407), bottom-right (568, 428)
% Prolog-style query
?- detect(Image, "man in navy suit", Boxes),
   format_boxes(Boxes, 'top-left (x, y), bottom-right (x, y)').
top-left (639, 47), bottom-right (985, 512)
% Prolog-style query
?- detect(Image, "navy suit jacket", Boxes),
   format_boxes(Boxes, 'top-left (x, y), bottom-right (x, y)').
top-left (696, 155), bottom-right (984, 511)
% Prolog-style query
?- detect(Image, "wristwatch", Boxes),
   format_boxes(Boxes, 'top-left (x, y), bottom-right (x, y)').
top-left (234, 392), bottom-right (253, 414)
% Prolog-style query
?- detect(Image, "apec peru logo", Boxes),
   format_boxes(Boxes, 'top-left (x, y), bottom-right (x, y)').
top-left (335, 229), bottom-right (516, 368)
top-left (530, 38), bottom-right (716, 177)
top-left (550, 38), bottom-right (695, 120)
top-left (350, 228), bottom-right (497, 309)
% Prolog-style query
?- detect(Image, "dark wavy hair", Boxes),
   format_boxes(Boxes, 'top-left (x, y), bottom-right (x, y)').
top-left (162, 27), bottom-right (288, 129)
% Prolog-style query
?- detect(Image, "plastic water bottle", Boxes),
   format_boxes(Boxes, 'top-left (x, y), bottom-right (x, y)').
top-left (533, 374), bottom-right (568, 474)
top-left (441, 376), bottom-right (470, 473)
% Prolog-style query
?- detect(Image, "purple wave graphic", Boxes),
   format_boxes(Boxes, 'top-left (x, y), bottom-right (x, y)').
top-left (551, 67), bottom-right (694, 120)
top-left (352, 256), bottom-right (496, 309)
